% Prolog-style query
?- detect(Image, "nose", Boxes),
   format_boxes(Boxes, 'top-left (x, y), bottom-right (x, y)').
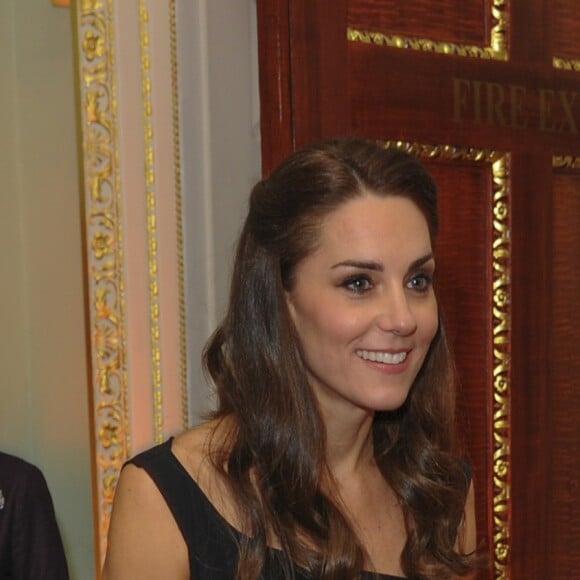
top-left (375, 289), bottom-right (418, 336)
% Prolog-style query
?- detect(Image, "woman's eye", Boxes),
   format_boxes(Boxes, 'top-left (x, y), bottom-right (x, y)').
top-left (342, 275), bottom-right (373, 295)
top-left (407, 273), bottom-right (432, 293)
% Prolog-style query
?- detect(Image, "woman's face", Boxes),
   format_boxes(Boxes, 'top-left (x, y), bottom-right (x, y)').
top-left (286, 193), bottom-right (438, 417)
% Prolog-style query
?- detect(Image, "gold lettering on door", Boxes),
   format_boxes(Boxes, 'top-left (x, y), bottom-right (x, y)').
top-left (539, 89), bottom-right (557, 132)
top-left (453, 78), bottom-right (579, 135)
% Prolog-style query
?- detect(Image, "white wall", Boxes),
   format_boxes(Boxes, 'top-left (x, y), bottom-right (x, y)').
top-left (0, 1), bottom-right (94, 578)
top-left (179, 0), bottom-right (262, 420)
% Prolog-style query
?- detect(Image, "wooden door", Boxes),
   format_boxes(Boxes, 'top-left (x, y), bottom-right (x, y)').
top-left (257, 1), bottom-right (580, 578)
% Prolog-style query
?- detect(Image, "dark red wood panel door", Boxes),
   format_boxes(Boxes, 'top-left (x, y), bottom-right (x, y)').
top-left (257, 1), bottom-right (580, 578)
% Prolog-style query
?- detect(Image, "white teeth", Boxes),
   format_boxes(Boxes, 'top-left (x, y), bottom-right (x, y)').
top-left (356, 349), bottom-right (407, 364)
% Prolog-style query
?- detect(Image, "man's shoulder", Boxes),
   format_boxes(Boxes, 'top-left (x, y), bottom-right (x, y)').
top-left (0, 451), bottom-right (46, 491)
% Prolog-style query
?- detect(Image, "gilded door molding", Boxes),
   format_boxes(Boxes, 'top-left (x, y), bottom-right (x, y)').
top-left (347, 0), bottom-right (509, 60)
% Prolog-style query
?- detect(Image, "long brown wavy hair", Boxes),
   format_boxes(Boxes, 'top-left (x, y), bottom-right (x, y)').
top-left (203, 137), bottom-right (476, 579)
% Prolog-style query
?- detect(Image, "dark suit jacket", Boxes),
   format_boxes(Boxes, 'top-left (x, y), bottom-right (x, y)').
top-left (0, 452), bottom-right (69, 580)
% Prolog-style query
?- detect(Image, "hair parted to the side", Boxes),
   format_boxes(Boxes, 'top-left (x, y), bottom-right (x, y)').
top-left (203, 137), bottom-right (477, 579)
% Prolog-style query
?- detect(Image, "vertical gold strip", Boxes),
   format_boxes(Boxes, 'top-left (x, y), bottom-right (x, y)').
top-left (75, 0), bottom-right (130, 565)
top-left (490, 0), bottom-right (509, 57)
top-left (491, 155), bottom-right (511, 579)
top-left (139, 0), bottom-right (164, 443)
top-left (169, 0), bottom-right (189, 429)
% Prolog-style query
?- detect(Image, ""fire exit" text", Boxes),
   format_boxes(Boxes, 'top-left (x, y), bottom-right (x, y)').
top-left (453, 78), bottom-right (578, 135)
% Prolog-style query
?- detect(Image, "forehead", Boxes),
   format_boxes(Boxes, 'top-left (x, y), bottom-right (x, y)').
top-left (315, 194), bottom-right (431, 255)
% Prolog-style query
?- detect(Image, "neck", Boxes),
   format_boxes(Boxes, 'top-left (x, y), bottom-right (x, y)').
top-left (321, 403), bottom-right (376, 482)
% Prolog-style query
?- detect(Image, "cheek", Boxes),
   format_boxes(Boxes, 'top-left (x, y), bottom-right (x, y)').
top-left (421, 302), bottom-right (439, 343)
top-left (291, 299), bottom-right (362, 347)
top-left (316, 311), bottom-right (362, 345)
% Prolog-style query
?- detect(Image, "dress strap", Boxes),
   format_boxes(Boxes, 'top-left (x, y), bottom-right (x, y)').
top-left (127, 438), bottom-right (238, 578)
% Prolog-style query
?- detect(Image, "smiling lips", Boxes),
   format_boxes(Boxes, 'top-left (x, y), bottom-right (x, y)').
top-left (355, 349), bottom-right (408, 365)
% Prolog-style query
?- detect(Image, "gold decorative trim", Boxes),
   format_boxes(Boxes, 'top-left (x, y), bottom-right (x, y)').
top-left (348, 0), bottom-right (508, 60)
top-left (553, 155), bottom-right (580, 169)
top-left (169, 0), bottom-right (189, 429)
top-left (379, 141), bottom-right (512, 579)
top-left (139, 0), bottom-right (164, 443)
top-left (76, 0), bottom-right (129, 564)
top-left (377, 141), bottom-right (504, 163)
top-left (491, 154), bottom-right (511, 580)
top-left (553, 57), bottom-right (580, 72)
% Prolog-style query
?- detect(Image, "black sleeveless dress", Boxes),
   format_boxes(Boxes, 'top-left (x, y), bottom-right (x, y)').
top-left (129, 438), bottom-right (406, 579)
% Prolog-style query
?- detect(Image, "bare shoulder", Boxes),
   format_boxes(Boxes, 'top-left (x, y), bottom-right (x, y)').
top-left (172, 421), bottom-right (217, 470)
top-left (101, 419), bottom-right (235, 579)
top-left (101, 462), bottom-right (188, 580)
top-left (172, 418), bottom-right (233, 480)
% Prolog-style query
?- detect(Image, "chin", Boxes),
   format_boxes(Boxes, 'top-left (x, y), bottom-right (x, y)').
top-left (365, 392), bottom-right (411, 413)
top-left (376, 401), bottom-right (408, 413)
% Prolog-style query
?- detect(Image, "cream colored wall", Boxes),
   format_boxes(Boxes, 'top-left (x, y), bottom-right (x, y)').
top-left (180, 0), bottom-right (262, 418)
top-left (0, 1), bottom-right (94, 579)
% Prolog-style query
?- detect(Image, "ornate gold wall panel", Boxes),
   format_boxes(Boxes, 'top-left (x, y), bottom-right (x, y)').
top-left (348, 0), bottom-right (508, 60)
top-left (75, 0), bottom-right (129, 566)
top-left (74, 0), bottom-right (187, 569)
top-left (379, 141), bottom-right (512, 579)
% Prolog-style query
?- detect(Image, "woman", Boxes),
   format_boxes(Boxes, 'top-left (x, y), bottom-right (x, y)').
top-left (102, 137), bottom-right (478, 579)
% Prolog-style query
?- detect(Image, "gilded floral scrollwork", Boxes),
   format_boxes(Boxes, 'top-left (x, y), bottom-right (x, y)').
top-left (491, 155), bottom-right (511, 579)
top-left (82, 30), bottom-right (105, 61)
top-left (76, 0), bottom-right (129, 562)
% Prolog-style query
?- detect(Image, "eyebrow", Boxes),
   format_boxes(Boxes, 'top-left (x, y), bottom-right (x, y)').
top-left (331, 253), bottom-right (434, 273)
